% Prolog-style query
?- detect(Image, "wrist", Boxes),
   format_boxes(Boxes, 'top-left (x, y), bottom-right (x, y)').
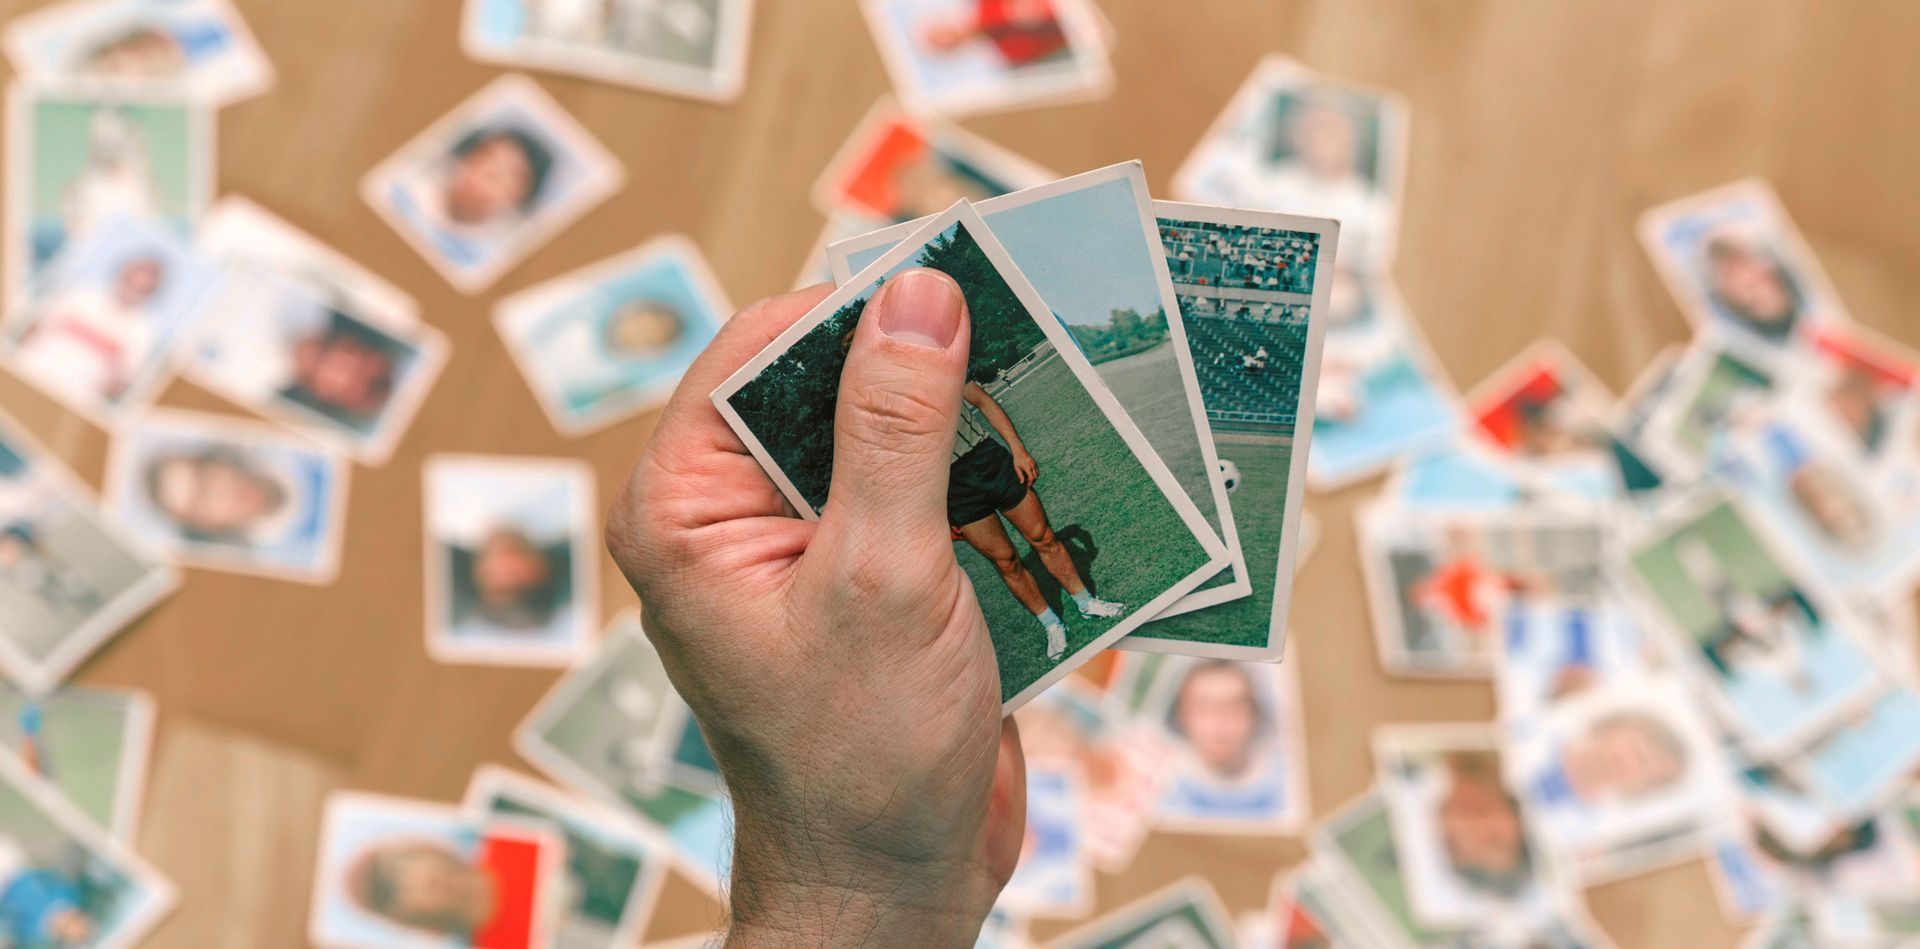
top-left (724, 821), bottom-right (995, 947)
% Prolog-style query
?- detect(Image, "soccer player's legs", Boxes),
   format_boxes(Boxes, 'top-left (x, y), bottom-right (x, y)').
top-left (1002, 489), bottom-right (1123, 620)
top-left (956, 512), bottom-right (1066, 660)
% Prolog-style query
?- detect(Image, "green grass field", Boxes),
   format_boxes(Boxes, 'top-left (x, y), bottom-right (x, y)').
top-left (0, 685), bottom-right (134, 831)
top-left (1134, 435), bottom-right (1293, 649)
top-left (962, 352), bottom-right (1214, 703)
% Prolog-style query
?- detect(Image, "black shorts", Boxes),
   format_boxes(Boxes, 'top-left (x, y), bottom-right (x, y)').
top-left (948, 440), bottom-right (1029, 527)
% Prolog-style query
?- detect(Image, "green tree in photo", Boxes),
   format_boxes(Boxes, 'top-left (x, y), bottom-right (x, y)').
top-left (727, 221), bottom-right (1048, 510)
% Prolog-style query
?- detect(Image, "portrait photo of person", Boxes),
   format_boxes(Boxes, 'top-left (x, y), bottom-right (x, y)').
top-left (495, 236), bottom-right (730, 434)
top-left (311, 793), bottom-right (561, 949)
top-left (862, 0), bottom-right (1113, 117)
top-left (3, 0), bottom-right (274, 106)
top-left (1176, 57), bottom-right (1407, 268)
top-left (424, 455), bottom-right (596, 667)
top-left (462, 0), bottom-right (750, 100)
top-left (1149, 657), bottom-right (1308, 832)
top-left (2, 218), bottom-right (220, 422)
top-left (813, 105), bottom-right (1050, 223)
top-left (363, 75), bottom-right (621, 292)
top-left (105, 411), bottom-right (346, 582)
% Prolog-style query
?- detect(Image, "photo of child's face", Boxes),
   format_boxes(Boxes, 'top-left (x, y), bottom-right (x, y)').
top-left (291, 327), bottom-right (396, 417)
top-left (347, 841), bottom-right (489, 935)
top-left (1560, 713), bottom-right (1686, 804)
top-left (1436, 757), bottom-right (1530, 894)
top-left (1705, 233), bottom-right (1798, 334)
top-left (1787, 463), bottom-right (1875, 551)
top-left (470, 527), bottom-right (558, 629)
top-left (111, 256), bottom-right (166, 309)
top-left (1823, 369), bottom-right (1891, 451)
top-left (145, 449), bottom-right (285, 540)
top-left (1171, 661), bottom-right (1262, 779)
top-left (444, 130), bottom-right (549, 225)
top-left (604, 299), bottom-right (685, 359)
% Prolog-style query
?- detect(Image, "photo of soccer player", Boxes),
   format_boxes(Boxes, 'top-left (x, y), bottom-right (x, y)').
top-left (715, 202), bottom-right (1227, 711)
top-left (362, 75), bottom-right (621, 293)
top-left (1143, 655), bottom-right (1309, 833)
top-left (462, 0), bottom-right (753, 101)
top-left (3, 0), bottom-right (274, 106)
top-left (309, 792), bottom-right (562, 949)
top-left (104, 409), bottom-right (348, 583)
top-left (861, 0), bottom-right (1113, 117)
top-left (424, 455), bottom-right (596, 667)
top-left (2, 217), bottom-right (220, 424)
top-left (1640, 179), bottom-right (1847, 350)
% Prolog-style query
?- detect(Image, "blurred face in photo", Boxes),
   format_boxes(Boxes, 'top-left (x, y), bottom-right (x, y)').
top-left (1285, 100), bottom-right (1360, 180)
top-left (347, 841), bottom-right (489, 935)
top-left (1561, 713), bottom-right (1687, 804)
top-left (1437, 756), bottom-right (1530, 895)
top-left (1787, 463), bottom-right (1875, 551)
top-left (112, 256), bottom-right (166, 310)
top-left (146, 448), bottom-right (286, 540)
top-left (444, 130), bottom-right (549, 225)
top-left (603, 299), bottom-right (684, 359)
top-left (1705, 234), bottom-right (1797, 334)
top-left (469, 527), bottom-right (560, 629)
top-left (291, 326), bottom-right (396, 417)
top-left (1172, 661), bottom-right (1263, 779)
top-left (82, 25), bottom-right (187, 77)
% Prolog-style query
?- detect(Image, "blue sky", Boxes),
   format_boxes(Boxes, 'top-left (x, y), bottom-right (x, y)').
top-left (852, 178), bottom-right (1168, 328)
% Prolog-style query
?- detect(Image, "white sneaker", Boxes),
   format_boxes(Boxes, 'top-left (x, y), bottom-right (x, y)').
top-left (1044, 621), bottom-right (1068, 660)
top-left (1074, 596), bottom-right (1125, 619)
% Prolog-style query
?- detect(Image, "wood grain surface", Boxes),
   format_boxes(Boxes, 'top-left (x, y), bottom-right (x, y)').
top-left (1, 1), bottom-right (1916, 945)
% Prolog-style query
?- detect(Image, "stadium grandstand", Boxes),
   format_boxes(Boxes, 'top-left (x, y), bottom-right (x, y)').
top-left (1180, 291), bottom-right (1311, 434)
top-left (1160, 221), bottom-right (1319, 295)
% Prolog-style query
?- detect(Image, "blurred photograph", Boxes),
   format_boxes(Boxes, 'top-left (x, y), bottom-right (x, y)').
top-left (514, 614), bottom-right (733, 893)
top-left (462, 0), bottom-right (752, 101)
top-left (1639, 340), bottom-right (1778, 477)
top-left (1373, 726), bottom-right (1569, 931)
top-left (2, 216), bottom-right (219, 423)
top-left (1508, 677), bottom-right (1729, 881)
top-left (995, 765), bottom-right (1090, 919)
top-left (0, 682), bottom-right (154, 842)
top-left (495, 235), bottom-right (730, 435)
top-left (1708, 811), bottom-right (1920, 921)
top-left (191, 198), bottom-right (447, 465)
top-left (1307, 282), bottom-right (1461, 488)
top-left (811, 99), bottom-right (1051, 222)
top-left (423, 455), bottom-right (596, 667)
top-left (715, 203), bottom-right (1227, 712)
top-left (1468, 340), bottom-right (1653, 498)
top-left (3, 0), bottom-right (273, 106)
top-left (461, 765), bottom-right (668, 949)
top-left (1719, 401), bottom-right (1920, 592)
top-left (1626, 496), bottom-right (1883, 758)
top-left (1174, 55), bottom-right (1407, 269)
top-left (309, 792), bottom-right (562, 949)
top-left (1641, 179), bottom-right (1845, 349)
top-left (1803, 325), bottom-right (1919, 463)
top-left (4, 86), bottom-right (210, 295)
top-left (1359, 502), bottom-right (1610, 677)
top-left (1143, 656), bottom-right (1309, 833)
top-left (860, 0), bottom-right (1114, 117)
top-left (361, 74), bottom-right (622, 293)
top-left (104, 409), bottom-right (348, 583)
top-left (0, 750), bottom-right (173, 948)
top-left (1791, 689), bottom-right (1920, 819)
top-left (1046, 877), bottom-right (1237, 949)
top-left (1494, 598), bottom-right (1658, 728)
top-left (0, 411), bottom-right (176, 695)
top-left (1014, 681), bottom-right (1170, 871)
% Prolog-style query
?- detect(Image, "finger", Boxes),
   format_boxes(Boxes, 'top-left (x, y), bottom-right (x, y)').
top-left (822, 268), bottom-right (970, 537)
top-left (983, 716), bottom-right (1027, 887)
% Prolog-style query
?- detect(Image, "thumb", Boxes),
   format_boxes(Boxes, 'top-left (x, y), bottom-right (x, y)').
top-left (825, 268), bottom-right (970, 538)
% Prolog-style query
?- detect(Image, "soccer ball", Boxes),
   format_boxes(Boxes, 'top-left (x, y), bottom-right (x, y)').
top-left (1217, 458), bottom-right (1242, 493)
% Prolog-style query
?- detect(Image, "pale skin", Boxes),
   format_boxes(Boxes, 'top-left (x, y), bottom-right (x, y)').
top-left (954, 381), bottom-right (1091, 615)
top-left (605, 269), bottom-right (1024, 945)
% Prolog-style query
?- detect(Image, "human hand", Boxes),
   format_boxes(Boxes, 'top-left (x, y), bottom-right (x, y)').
top-left (606, 270), bottom-right (1026, 946)
top-left (1011, 448), bottom-right (1038, 486)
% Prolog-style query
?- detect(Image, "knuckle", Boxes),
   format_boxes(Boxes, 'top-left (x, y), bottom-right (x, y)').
top-left (841, 385), bottom-right (952, 455)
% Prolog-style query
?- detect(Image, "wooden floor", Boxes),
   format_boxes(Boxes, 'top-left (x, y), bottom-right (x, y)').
top-left (2, 1), bottom-right (1917, 945)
